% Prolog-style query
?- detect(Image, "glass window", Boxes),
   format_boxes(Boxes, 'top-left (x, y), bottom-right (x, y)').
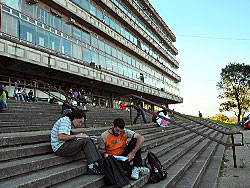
top-left (97, 8), bottom-right (103, 20)
top-left (83, 47), bottom-right (91, 63)
top-left (73, 26), bottom-right (81, 40)
top-left (127, 56), bottom-right (131, 65)
top-left (62, 20), bottom-right (72, 35)
top-left (20, 20), bottom-right (35, 43)
top-left (62, 38), bottom-right (72, 56)
top-left (118, 62), bottom-right (123, 75)
top-left (104, 14), bottom-right (109, 25)
top-left (105, 44), bottom-right (111, 55)
top-left (73, 0), bottom-right (81, 5)
top-left (117, 50), bottom-right (122, 60)
top-left (99, 54), bottom-right (106, 69)
top-left (119, 4), bottom-right (127, 14)
top-left (123, 53), bottom-right (127, 63)
top-left (89, 3), bottom-right (96, 16)
top-left (36, 27), bottom-right (49, 48)
top-left (82, 0), bottom-right (89, 11)
top-left (128, 67), bottom-right (132, 78)
top-left (1, 11), bottom-right (19, 38)
top-left (113, 0), bottom-right (119, 6)
top-left (121, 27), bottom-right (125, 37)
top-left (91, 36), bottom-right (98, 48)
top-left (110, 18), bottom-right (115, 30)
top-left (82, 31), bottom-right (90, 45)
top-left (50, 15), bottom-right (61, 30)
top-left (106, 57), bottom-right (112, 71)
top-left (21, 0), bottom-right (35, 17)
top-left (50, 33), bottom-right (61, 52)
top-left (123, 65), bottom-right (128, 77)
top-left (111, 47), bottom-right (117, 57)
top-left (99, 40), bottom-right (105, 51)
top-left (91, 51), bottom-right (99, 64)
top-left (2, 0), bottom-right (19, 10)
top-left (112, 60), bottom-right (118, 73)
top-left (115, 22), bottom-right (120, 33)
top-left (131, 59), bottom-right (136, 67)
top-left (36, 7), bottom-right (49, 24)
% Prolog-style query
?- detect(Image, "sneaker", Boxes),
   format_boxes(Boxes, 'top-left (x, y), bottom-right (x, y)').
top-left (131, 167), bottom-right (139, 180)
top-left (138, 167), bottom-right (150, 175)
top-left (86, 165), bottom-right (103, 175)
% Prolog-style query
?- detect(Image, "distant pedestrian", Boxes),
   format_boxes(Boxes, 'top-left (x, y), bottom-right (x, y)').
top-left (199, 111), bottom-right (202, 120)
top-left (133, 97), bottom-right (147, 124)
top-left (0, 84), bottom-right (7, 112)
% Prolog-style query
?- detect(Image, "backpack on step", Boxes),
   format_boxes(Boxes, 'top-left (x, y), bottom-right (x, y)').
top-left (101, 156), bottom-right (129, 187)
top-left (152, 111), bottom-right (160, 123)
top-left (145, 151), bottom-right (168, 183)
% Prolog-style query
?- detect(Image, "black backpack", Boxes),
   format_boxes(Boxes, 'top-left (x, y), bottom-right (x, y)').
top-left (101, 156), bottom-right (129, 187)
top-left (145, 151), bottom-right (168, 183)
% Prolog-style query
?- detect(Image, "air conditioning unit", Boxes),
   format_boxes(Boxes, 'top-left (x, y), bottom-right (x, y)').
top-left (68, 18), bottom-right (75, 24)
top-left (90, 62), bottom-right (95, 67)
top-left (26, 0), bottom-right (38, 5)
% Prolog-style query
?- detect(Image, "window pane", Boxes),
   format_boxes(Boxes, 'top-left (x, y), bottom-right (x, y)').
top-left (2, 0), bottom-right (19, 10)
top-left (117, 50), bottom-right (122, 60)
top-left (97, 8), bottom-right (103, 20)
top-left (62, 38), bottom-right (72, 56)
top-left (115, 22), bottom-right (120, 33)
top-left (36, 27), bottom-right (49, 48)
top-left (99, 40), bottom-right (105, 51)
top-left (105, 44), bottom-right (111, 55)
top-left (36, 7), bottom-right (49, 24)
top-left (73, 26), bottom-right (81, 40)
top-left (73, 43), bottom-right (82, 60)
top-left (106, 57), bottom-right (112, 71)
top-left (83, 47), bottom-right (91, 63)
top-left (20, 20), bottom-right (35, 43)
top-left (123, 65), bottom-right (128, 77)
top-left (104, 14), bottom-right (109, 25)
top-left (118, 62), bottom-right (123, 75)
top-left (73, 0), bottom-right (81, 5)
top-left (112, 60), bottom-right (118, 73)
top-left (1, 11), bottom-right (19, 38)
top-left (50, 33), bottom-right (61, 52)
top-left (82, 31), bottom-right (90, 45)
top-left (99, 54), bottom-right (106, 69)
top-left (82, 0), bottom-right (89, 11)
top-left (21, 0), bottom-right (34, 17)
top-left (110, 18), bottom-right (115, 30)
top-left (50, 15), bottom-right (61, 30)
top-left (62, 20), bottom-right (72, 35)
top-left (111, 47), bottom-right (117, 57)
top-left (91, 51), bottom-right (99, 65)
top-left (89, 3), bottom-right (96, 16)
top-left (91, 36), bottom-right (98, 48)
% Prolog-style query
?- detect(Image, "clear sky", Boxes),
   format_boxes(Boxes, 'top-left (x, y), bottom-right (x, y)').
top-left (149, 0), bottom-right (250, 117)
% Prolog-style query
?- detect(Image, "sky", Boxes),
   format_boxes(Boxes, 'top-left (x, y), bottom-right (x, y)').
top-left (149, 0), bottom-right (250, 117)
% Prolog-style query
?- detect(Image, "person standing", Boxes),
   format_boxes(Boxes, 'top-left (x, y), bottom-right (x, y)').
top-left (0, 84), bottom-right (7, 112)
top-left (51, 109), bottom-right (103, 175)
top-left (199, 111), bottom-right (202, 120)
top-left (133, 97), bottom-right (147, 124)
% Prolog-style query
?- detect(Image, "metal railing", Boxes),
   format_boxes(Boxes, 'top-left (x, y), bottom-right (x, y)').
top-left (127, 94), bottom-right (244, 168)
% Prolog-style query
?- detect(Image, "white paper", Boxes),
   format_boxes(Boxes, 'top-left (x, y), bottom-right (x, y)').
top-left (113, 156), bottom-right (128, 161)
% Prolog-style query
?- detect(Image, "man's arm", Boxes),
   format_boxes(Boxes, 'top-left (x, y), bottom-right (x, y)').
top-left (127, 134), bottom-right (145, 161)
top-left (58, 133), bottom-right (87, 141)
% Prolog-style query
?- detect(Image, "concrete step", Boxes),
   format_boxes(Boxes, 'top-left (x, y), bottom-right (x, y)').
top-left (142, 131), bottom-right (221, 188)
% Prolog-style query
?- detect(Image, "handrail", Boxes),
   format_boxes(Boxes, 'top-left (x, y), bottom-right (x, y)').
top-left (127, 94), bottom-right (244, 168)
top-left (33, 79), bottom-right (91, 105)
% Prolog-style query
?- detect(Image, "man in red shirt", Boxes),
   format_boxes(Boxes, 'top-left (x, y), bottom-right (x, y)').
top-left (98, 118), bottom-right (149, 180)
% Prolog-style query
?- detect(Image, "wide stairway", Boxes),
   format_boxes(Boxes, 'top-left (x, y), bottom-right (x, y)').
top-left (0, 101), bottom-right (229, 188)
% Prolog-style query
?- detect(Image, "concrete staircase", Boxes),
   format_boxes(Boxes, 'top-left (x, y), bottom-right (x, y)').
top-left (0, 101), bottom-right (228, 188)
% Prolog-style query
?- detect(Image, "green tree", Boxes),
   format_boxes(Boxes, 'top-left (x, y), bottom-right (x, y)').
top-left (214, 114), bottom-right (229, 123)
top-left (217, 62), bottom-right (250, 123)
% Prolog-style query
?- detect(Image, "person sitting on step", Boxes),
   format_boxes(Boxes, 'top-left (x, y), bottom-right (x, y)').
top-left (98, 118), bottom-right (150, 180)
top-left (51, 109), bottom-right (103, 175)
top-left (156, 110), bottom-right (170, 127)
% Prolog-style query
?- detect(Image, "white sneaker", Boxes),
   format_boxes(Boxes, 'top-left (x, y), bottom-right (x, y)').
top-left (138, 167), bottom-right (150, 175)
top-left (131, 167), bottom-right (139, 180)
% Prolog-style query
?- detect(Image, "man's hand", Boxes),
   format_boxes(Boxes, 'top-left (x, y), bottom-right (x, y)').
top-left (127, 152), bottom-right (135, 162)
top-left (76, 133), bottom-right (88, 138)
top-left (104, 153), bottom-right (109, 158)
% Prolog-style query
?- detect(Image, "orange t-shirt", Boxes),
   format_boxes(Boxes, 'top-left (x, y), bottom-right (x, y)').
top-left (98, 128), bottom-right (137, 156)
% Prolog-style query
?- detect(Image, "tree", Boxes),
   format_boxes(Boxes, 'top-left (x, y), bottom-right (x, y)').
top-left (217, 62), bottom-right (250, 123)
top-left (214, 114), bottom-right (229, 123)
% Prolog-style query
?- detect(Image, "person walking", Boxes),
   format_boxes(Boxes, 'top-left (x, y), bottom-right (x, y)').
top-left (133, 97), bottom-right (147, 124)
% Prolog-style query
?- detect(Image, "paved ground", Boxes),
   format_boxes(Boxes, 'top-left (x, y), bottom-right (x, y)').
top-left (217, 126), bottom-right (250, 188)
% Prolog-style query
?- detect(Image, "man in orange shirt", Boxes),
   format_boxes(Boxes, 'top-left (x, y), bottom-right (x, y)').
top-left (98, 118), bottom-right (149, 180)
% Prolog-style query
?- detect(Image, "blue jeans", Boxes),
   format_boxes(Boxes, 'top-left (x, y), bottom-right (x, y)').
top-left (133, 109), bottom-right (147, 124)
top-left (17, 95), bottom-right (25, 102)
top-left (0, 98), bottom-right (6, 111)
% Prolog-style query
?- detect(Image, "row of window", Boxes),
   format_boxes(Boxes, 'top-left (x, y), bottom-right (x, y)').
top-left (0, 2), bottom-right (180, 96)
top-left (71, 0), bottom-right (177, 73)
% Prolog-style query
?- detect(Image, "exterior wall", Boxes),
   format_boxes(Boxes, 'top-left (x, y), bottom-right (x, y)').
top-left (0, 0), bottom-right (183, 105)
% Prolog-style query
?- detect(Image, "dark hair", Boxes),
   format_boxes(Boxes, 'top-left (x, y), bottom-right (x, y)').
top-left (113, 118), bottom-right (125, 129)
top-left (66, 109), bottom-right (86, 121)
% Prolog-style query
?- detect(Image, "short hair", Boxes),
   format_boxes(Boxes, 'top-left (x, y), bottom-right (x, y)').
top-left (66, 109), bottom-right (86, 121)
top-left (113, 118), bottom-right (125, 129)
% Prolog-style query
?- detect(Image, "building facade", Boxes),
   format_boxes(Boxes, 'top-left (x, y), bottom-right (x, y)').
top-left (0, 0), bottom-right (182, 108)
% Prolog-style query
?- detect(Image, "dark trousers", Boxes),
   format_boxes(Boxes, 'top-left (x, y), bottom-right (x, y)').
top-left (119, 138), bottom-right (143, 175)
top-left (133, 109), bottom-right (147, 124)
top-left (55, 138), bottom-right (102, 164)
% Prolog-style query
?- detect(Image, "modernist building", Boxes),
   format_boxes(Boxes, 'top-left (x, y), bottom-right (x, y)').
top-left (0, 0), bottom-right (182, 108)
